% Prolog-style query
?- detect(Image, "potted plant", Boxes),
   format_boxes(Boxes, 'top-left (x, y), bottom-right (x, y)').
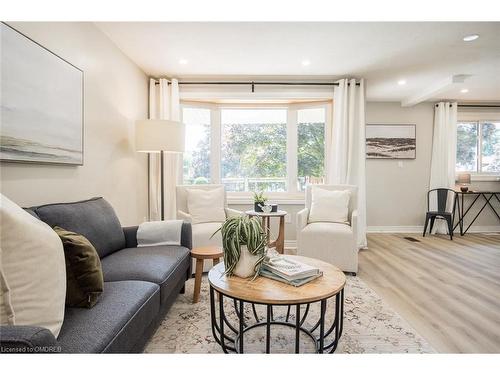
top-left (213, 216), bottom-right (267, 278)
top-left (253, 191), bottom-right (268, 212)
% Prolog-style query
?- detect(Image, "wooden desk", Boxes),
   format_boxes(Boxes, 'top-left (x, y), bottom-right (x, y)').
top-left (453, 190), bottom-right (500, 235)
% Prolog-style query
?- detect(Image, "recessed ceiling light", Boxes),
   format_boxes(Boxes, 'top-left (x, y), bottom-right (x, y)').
top-left (397, 79), bottom-right (407, 85)
top-left (179, 59), bottom-right (188, 65)
top-left (301, 60), bottom-right (311, 66)
top-left (463, 34), bottom-right (479, 42)
top-left (460, 88), bottom-right (469, 93)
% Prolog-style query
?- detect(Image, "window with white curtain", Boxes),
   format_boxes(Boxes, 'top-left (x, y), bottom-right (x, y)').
top-left (181, 102), bottom-right (330, 196)
top-left (182, 107), bottom-right (211, 184)
top-left (456, 120), bottom-right (500, 174)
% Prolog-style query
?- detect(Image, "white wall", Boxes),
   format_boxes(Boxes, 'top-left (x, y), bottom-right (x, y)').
top-left (0, 22), bottom-right (149, 226)
top-left (366, 102), bottom-right (500, 231)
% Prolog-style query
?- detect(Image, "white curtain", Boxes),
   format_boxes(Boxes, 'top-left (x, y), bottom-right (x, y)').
top-left (326, 78), bottom-right (367, 249)
top-left (429, 102), bottom-right (458, 233)
top-left (148, 78), bottom-right (182, 220)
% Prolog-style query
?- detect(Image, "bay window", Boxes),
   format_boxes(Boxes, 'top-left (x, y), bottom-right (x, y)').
top-left (181, 102), bottom-right (330, 197)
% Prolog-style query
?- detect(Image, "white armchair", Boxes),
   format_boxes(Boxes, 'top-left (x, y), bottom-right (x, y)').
top-left (176, 184), bottom-right (242, 272)
top-left (297, 185), bottom-right (358, 274)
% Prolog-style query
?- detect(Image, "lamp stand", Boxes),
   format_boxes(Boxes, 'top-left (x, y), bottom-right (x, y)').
top-left (160, 150), bottom-right (165, 221)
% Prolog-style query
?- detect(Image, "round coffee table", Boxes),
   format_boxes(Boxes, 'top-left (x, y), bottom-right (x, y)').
top-left (208, 255), bottom-right (346, 353)
top-left (245, 210), bottom-right (287, 254)
top-left (191, 246), bottom-right (223, 303)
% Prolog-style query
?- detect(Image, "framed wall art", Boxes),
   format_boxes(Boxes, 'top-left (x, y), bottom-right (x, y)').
top-left (0, 22), bottom-right (84, 165)
top-left (366, 124), bottom-right (416, 159)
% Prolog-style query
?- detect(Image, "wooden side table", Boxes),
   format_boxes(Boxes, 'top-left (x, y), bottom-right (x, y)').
top-left (245, 210), bottom-right (287, 254)
top-left (190, 246), bottom-right (223, 303)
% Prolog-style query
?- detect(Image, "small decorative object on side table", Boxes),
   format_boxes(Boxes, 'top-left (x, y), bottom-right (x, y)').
top-left (457, 173), bottom-right (471, 192)
top-left (253, 191), bottom-right (268, 212)
top-left (190, 246), bottom-right (223, 303)
top-left (245, 209), bottom-right (287, 254)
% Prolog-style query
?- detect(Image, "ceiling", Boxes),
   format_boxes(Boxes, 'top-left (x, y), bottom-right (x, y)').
top-left (96, 22), bottom-right (500, 104)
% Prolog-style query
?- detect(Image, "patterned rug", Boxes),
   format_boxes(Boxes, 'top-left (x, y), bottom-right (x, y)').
top-left (145, 275), bottom-right (434, 354)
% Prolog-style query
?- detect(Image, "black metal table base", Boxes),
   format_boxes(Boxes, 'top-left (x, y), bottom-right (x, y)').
top-left (209, 286), bottom-right (344, 354)
top-left (453, 192), bottom-right (500, 235)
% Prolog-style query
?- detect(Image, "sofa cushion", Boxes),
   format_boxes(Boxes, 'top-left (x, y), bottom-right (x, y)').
top-left (100, 246), bottom-right (190, 305)
top-left (34, 197), bottom-right (126, 258)
top-left (57, 280), bottom-right (160, 353)
top-left (53, 226), bottom-right (104, 308)
top-left (0, 194), bottom-right (66, 338)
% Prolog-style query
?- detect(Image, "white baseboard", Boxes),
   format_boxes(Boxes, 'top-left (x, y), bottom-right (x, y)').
top-left (284, 240), bottom-right (297, 250)
top-left (367, 226), bottom-right (423, 233)
top-left (367, 225), bottom-right (500, 233)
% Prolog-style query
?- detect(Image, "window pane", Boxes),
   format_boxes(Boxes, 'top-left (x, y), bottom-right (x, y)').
top-left (481, 121), bottom-right (500, 172)
top-left (456, 122), bottom-right (478, 172)
top-left (221, 109), bottom-right (287, 192)
top-left (182, 107), bottom-right (210, 184)
top-left (297, 108), bottom-right (326, 191)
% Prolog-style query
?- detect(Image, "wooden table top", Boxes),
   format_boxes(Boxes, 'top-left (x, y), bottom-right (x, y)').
top-left (245, 210), bottom-right (288, 217)
top-left (191, 246), bottom-right (223, 259)
top-left (208, 255), bottom-right (346, 305)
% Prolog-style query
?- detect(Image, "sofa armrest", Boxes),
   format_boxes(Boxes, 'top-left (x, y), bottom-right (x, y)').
top-left (225, 208), bottom-right (243, 218)
top-left (181, 221), bottom-right (192, 250)
top-left (123, 226), bottom-right (138, 248)
top-left (177, 210), bottom-right (192, 223)
top-left (297, 208), bottom-right (309, 232)
top-left (0, 325), bottom-right (60, 353)
top-left (351, 209), bottom-right (359, 246)
top-left (124, 222), bottom-right (191, 250)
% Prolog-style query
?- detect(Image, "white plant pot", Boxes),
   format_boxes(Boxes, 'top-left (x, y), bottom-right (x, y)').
top-left (233, 245), bottom-right (260, 278)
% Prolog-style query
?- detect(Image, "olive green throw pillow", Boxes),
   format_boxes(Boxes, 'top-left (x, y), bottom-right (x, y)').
top-left (53, 226), bottom-right (104, 308)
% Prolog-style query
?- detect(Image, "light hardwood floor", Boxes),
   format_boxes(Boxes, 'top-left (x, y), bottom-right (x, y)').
top-left (359, 233), bottom-right (500, 353)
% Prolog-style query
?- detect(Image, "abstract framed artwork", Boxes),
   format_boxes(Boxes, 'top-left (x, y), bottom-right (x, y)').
top-left (366, 124), bottom-right (416, 159)
top-left (0, 22), bottom-right (84, 165)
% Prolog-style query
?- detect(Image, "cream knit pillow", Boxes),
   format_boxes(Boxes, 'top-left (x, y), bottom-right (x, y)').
top-left (309, 187), bottom-right (351, 224)
top-left (186, 187), bottom-right (226, 224)
top-left (0, 194), bottom-right (66, 337)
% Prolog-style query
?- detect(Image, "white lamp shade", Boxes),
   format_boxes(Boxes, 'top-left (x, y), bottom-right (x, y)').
top-left (135, 119), bottom-right (185, 153)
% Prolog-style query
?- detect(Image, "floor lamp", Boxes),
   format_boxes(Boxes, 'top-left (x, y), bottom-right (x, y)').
top-left (135, 119), bottom-right (185, 220)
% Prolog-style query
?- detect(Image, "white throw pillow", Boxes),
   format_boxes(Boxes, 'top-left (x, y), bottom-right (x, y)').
top-left (308, 187), bottom-right (351, 224)
top-left (186, 187), bottom-right (226, 224)
top-left (0, 194), bottom-right (66, 337)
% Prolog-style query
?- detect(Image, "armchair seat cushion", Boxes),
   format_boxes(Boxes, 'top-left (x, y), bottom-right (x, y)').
top-left (100, 246), bottom-right (190, 305)
top-left (298, 222), bottom-right (357, 272)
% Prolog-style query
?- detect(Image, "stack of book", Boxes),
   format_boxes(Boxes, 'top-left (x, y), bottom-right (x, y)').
top-left (260, 256), bottom-right (323, 287)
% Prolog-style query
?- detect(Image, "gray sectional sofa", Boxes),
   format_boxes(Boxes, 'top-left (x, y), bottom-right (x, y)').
top-left (0, 197), bottom-right (192, 353)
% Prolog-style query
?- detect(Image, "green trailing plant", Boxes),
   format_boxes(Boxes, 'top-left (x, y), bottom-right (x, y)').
top-left (212, 216), bottom-right (267, 277)
top-left (253, 191), bottom-right (268, 205)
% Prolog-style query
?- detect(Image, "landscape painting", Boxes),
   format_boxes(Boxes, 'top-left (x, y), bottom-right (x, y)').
top-left (366, 124), bottom-right (416, 159)
top-left (0, 23), bottom-right (83, 165)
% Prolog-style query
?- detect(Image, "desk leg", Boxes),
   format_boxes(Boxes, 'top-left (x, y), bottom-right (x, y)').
top-left (276, 216), bottom-right (285, 254)
top-left (460, 193), bottom-right (464, 235)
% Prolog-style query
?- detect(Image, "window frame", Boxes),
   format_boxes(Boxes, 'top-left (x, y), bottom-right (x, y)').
top-left (456, 111), bottom-right (500, 181)
top-left (180, 100), bottom-right (332, 202)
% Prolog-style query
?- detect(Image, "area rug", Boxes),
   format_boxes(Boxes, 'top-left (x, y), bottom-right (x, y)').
top-left (145, 275), bottom-right (434, 354)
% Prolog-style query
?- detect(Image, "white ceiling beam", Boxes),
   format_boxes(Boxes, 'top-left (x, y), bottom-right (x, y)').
top-left (401, 74), bottom-right (470, 107)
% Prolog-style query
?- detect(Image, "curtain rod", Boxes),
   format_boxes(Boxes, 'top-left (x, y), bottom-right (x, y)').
top-left (436, 104), bottom-right (500, 108)
top-left (153, 80), bottom-right (360, 92)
